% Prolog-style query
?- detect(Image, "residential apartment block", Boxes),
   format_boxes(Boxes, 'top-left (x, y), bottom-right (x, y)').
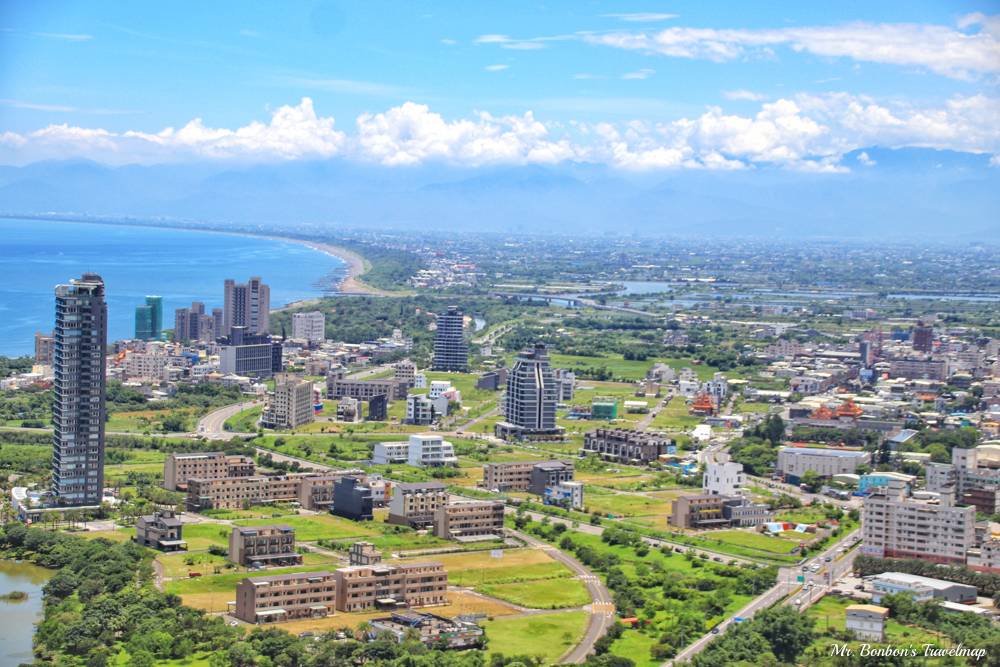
top-left (163, 451), bottom-right (256, 492)
top-left (260, 373), bottom-right (314, 430)
top-left (861, 480), bottom-right (975, 565)
top-left (326, 367), bottom-right (407, 401)
top-left (185, 471), bottom-right (353, 512)
top-left (495, 343), bottom-right (564, 441)
top-left (34, 331), bottom-right (55, 366)
top-left (433, 306), bottom-right (468, 372)
top-left (224, 277), bottom-right (270, 336)
top-left (334, 561), bottom-right (448, 612)
top-left (432, 500), bottom-right (505, 540)
top-left (846, 605), bottom-right (888, 643)
top-left (388, 481), bottom-right (449, 529)
top-left (234, 571), bottom-right (336, 624)
top-left (482, 459), bottom-right (575, 493)
top-left (291, 312), bottom-right (325, 342)
top-left (672, 494), bottom-right (771, 529)
top-left (229, 524), bottom-right (301, 568)
top-left (582, 428), bottom-right (673, 464)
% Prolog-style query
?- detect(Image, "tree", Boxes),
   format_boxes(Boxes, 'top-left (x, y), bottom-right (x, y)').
top-left (594, 636), bottom-right (614, 655)
top-left (227, 644), bottom-right (258, 667)
top-left (800, 470), bottom-right (820, 492)
top-left (128, 651), bottom-right (156, 667)
top-left (754, 604), bottom-right (815, 664)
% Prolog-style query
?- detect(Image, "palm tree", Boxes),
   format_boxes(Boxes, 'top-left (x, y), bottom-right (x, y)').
top-left (41, 511), bottom-right (59, 531)
top-left (65, 509), bottom-right (80, 529)
top-left (354, 620), bottom-right (373, 641)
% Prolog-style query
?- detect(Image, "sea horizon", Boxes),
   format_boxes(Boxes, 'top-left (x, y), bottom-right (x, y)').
top-left (1, 217), bottom-right (347, 357)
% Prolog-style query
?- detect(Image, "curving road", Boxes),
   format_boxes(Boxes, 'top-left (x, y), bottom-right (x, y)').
top-left (197, 401), bottom-right (258, 439)
top-left (510, 528), bottom-right (615, 664)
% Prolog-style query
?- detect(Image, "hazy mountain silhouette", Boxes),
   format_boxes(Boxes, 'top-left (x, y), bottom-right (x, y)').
top-left (0, 148), bottom-right (995, 239)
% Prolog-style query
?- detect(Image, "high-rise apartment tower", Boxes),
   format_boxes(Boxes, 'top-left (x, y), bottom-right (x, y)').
top-left (494, 343), bottom-right (565, 441)
top-left (135, 295), bottom-right (162, 341)
top-left (224, 277), bottom-right (270, 336)
top-left (52, 273), bottom-right (108, 506)
top-left (433, 306), bottom-right (467, 372)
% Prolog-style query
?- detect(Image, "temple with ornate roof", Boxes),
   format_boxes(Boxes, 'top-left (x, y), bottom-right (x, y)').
top-left (689, 392), bottom-right (716, 417)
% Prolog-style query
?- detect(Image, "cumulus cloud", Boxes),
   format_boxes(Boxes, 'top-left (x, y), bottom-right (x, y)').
top-left (857, 151), bottom-right (876, 166)
top-left (2, 94), bottom-right (998, 170)
top-left (722, 89), bottom-right (768, 101)
top-left (583, 13), bottom-right (1000, 81)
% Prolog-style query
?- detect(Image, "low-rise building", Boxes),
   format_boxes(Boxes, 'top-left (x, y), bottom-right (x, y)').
top-left (234, 571), bottom-right (337, 624)
top-left (544, 481), bottom-right (584, 509)
top-left (671, 494), bottom-right (729, 529)
top-left (348, 541), bottom-right (382, 566)
top-left (135, 509), bottom-right (186, 552)
top-left (372, 612), bottom-right (484, 648)
top-left (374, 441), bottom-right (410, 465)
top-left (432, 501), bottom-right (505, 540)
top-left (703, 461), bottom-right (746, 497)
top-left (777, 447), bottom-right (871, 484)
top-left (332, 475), bottom-right (374, 522)
top-left (388, 481), bottom-right (449, 529)
top-left (870, 573), bottom-right (976, 605)
top-left (408, 434), bottom-right (458, 467)
top-left (846, 605), bottom-right (889, 642)
top-left (163, 451), bottom-right (256, 492)
top-left (327, 369), bottom-right (407, 401)
top-left (336, 396), bottom-right (362, 423)
top-left (583, 428), bottom-right (673, 464)
top-left (229, 524), bottom-right (301, 568)
top-left (334, 561), bottom-right (448, 612)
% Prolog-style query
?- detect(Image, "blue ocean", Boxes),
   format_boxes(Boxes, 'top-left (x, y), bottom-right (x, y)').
top-left (0, 218), bottom-right (346, 357)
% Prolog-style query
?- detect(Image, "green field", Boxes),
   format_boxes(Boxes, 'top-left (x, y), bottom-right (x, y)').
top-left (481, 612), bottom-right (588, 665)
top-left (477, 578), bottom-right (590, 609)
top-left (549, 354), bottom-right (654, 381)
top-left (607, 630), bottom-right (660, 667)
top-left (583, 494), bottom-right (670, 517)
top-left (181, 523), bottom-right (232, 550)
top-left (708, 531), bottom-right (800, 554)
top-left (232, 515), bottom-right (375, 541)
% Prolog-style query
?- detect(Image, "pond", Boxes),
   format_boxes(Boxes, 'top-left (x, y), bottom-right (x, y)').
top-left (0, 559), bottom-right (52, 666)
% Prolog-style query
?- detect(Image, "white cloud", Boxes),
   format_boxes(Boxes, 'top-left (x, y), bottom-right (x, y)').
top-left (441, 39), bottom-right (456, 45)
top-left (2, 94), bottom-right (998, 170)
top-left (583, 13), bottom-right (1000, 81)
top-left (722, 89), bottom-right (768, 101)
top-left (622, 69), bottom-right (655, 79)
top-left (0, 99), bottom-right (138, 114)
top-left (857, 151), bottom-right (876, 166)
top-left (485, 65), bottom-right (509, 71)
top-left (600, 13), bottom-right (678, 22)
top-left (502, 42), bottom-right (545, 50)
top-left (31, 32), bottom-right (92, 40)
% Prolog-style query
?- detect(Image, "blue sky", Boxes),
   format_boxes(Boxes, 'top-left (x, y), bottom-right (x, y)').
top-left (0, 0), bottom-right (997, 170)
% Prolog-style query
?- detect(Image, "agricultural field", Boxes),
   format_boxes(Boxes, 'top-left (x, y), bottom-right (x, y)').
top-left (232, 515), bottom-right (376, 542)
top-left (481, 612), bottom-right (588, 665)
top-left (477, 578), bottom-right (590, 609)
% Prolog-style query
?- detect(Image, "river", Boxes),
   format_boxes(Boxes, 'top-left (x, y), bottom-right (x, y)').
top-left (0, 560), bottom-right (52, 666)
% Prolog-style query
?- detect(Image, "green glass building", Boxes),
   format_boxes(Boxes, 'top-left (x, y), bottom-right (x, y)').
top-left (135, 295), bottom-right (163, 341)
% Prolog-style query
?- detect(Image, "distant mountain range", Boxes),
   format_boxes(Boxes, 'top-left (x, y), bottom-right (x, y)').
top-left (1, 147), bottom-right (996, 240)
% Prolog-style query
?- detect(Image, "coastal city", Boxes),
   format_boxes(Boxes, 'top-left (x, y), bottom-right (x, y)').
top-left (1, 234), bottom-right (999, 667)
top-left (2, 1), bottom-right (999, 666)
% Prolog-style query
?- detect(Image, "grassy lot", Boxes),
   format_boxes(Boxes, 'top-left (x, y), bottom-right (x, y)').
top-left (166, 564), bottom-right (336, 611)
top-left (707, 531), bottom-right (800, 554)
top-left (105, 407), bottom-right (205, 433)
top-left (104, 462), bottom-right (163, 484)
top-left (481, 611), bottom-right (588, 665)
top-left (112, 650), bottom-right (214, 667)
top-left (477, 578), bottom-right (590, 609)
top-left (549, 354), bottom-right (654, 381)
top-left (233, 515), bottom-right (375, 541)
top-left (159, 552), bottom-right (231, 578)
top-left (181, 523), bottom-right (232, 550)
top-left (649, 359), bottom-right (721, 382)
top-left (737, 402), bottom-right (775, 414)
top-left (608, 630), bottom-right (660, 667)
top-left (76, 529), bottom-right (133, 543)
top-left (401, 549), bottom-right (571, 585)
top-left (584, 494), bottom-right (670, 517)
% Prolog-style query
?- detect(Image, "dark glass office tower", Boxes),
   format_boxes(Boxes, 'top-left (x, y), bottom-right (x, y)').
top-left (52, 273), bottom-right (107, 506)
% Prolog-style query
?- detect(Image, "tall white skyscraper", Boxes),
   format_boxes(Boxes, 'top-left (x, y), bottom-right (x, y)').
top-left (52, 273), bottom-right (107, 506)
top-left (224, 277), bottom-right (270, 336)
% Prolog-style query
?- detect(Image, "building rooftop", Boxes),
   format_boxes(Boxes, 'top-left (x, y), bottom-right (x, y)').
top-left (233, 524), bottom-right (294, 534)
top-left (244, 570), bottom-right (335, 584)
top-left (872, 572), bottom-right (971, 590)
top-left (395, 481), bottom-right (448, 491)
top-left (846, 604), bottom-right (889, 615)
top-left (779, 447), bottom-right (869, 457)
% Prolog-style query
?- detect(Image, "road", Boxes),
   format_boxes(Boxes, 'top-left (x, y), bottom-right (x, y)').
top-left (663, 528), bottom-right (861, 667)
top-left (510, 528), bottom-right (615, 664)
top-left (197, 401), bottom-right (258, 439)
